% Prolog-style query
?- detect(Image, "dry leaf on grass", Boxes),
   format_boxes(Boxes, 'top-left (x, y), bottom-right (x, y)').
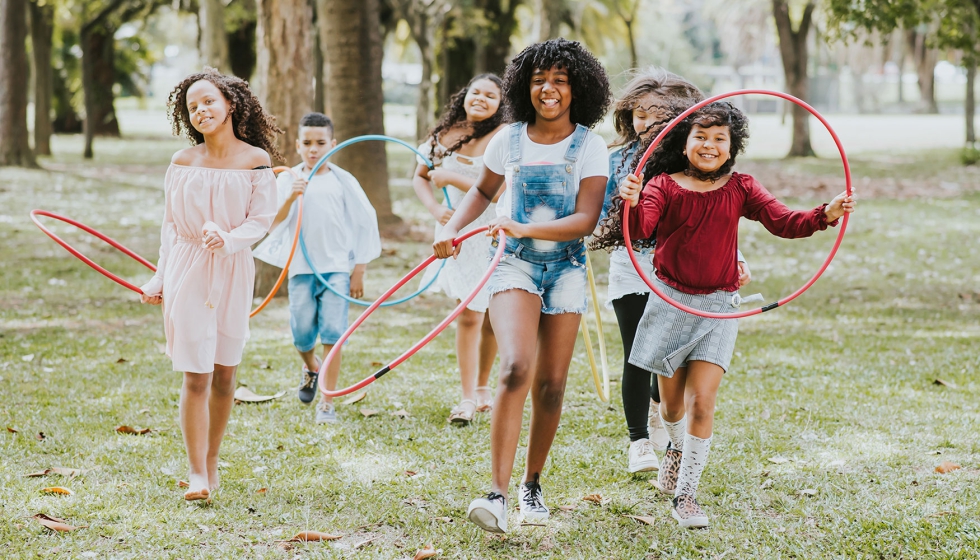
top-left (360, 408), bottom-right (379, 418)
top-left (933, 378), bottom-right (958, 389)
top-left (116, 358), bottom-right (128, 364)
top-left (33, 514), bottom-right (85, 532)
top-left (276, 542), bottom-right (294, 551)
top-left (627, 515), bottom-right (658, 526)
top-left (25, 467), bottom-right (82, 479)
top-left (404, 470), bottom-right (418, 477)
top-left (391, 409), bottom-right (410, 419)
top-left (936, 461), bottom-right (961, 474)
top-left (177, 480), bottom-right (189, 488)
top-left (6, 427), bottom-right (18, 433)
top-left (582, 494), bottom-right (603, 505)
top-left (40, 487), bottom-right (74, 496)
top-left (286, 531), bottom-right (342, 542)
top-left (256, 488), bottom-right (268, 494)
top-left (115, 426), bottom-right (151, 435)
top-left (342, 392), bottom-right (367, 405)
top-left (370, 361), bottom-right (384, 367)
top-left (927, 511), bottom-right (958, 518)
top-left (36, 432), bottom-right (46, 441)
top-left (558, 505), bottom-right (577, 512)
top-left (413, 544), bottom-right (438, 560)
top-left (233, 387), bottom-right (287, 403)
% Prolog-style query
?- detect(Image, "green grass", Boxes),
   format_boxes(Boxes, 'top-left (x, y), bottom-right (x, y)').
top-left (2, 136), bottom-right (980, 558)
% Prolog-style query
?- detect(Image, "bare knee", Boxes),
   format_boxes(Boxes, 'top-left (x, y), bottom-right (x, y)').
top-left (685, 392), bottom-right (716, 424)
top-left (211, 367), bottom-right (237, 397)
top-left (499, 360), bottom-right (531, 392)
top-left (534, 376), bottom-right (566, 413)
top-left (457, 310), bottom-right (482, 330)
top-left (183, 373), bottom-right (211, 396)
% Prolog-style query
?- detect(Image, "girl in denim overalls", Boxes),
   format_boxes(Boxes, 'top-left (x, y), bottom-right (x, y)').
top-left (433, 39), bottom-right (611, 534)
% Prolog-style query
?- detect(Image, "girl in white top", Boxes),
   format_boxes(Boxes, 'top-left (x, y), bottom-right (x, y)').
top-left (413, 74), bottom-right (508, 424)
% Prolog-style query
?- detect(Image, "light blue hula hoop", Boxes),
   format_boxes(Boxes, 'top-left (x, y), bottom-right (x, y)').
top-left (298, 134), bottom-right (451, 307)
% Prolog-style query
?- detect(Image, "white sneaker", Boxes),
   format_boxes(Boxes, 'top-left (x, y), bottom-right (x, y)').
top-left (467, 492), bottom-right (507, 533)
top-left (628, 438), bottom-right (660, 473)
top-left (648, 399), bottom-right (669, 451)
top-left (518, 476), bottom-right (550, 522)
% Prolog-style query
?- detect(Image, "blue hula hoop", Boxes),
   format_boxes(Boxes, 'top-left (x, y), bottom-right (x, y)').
top-left (297, 134), bottom-right (451, 307)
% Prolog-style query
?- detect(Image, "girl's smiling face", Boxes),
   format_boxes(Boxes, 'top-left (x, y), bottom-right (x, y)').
top-left (186, 80), bottom-right (231, 134)
top-left (530, 66), bottom-right (572, 121)
top-left (631, 92), bottom-right (671, 138)
top-left (685, 124), bottom-right (731, 173)
top-left (463, 78), bottom-right (501, 122)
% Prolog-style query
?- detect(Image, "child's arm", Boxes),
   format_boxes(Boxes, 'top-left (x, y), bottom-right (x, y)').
top-left (269, 178), bottom-right (306, 231)
top-left (205, 172), bottom-right (278, 256)
top-left (432, 165), bottom-right (505, 258)
top-left (350, 264), bottom-right (366, 299)
top-left (744, 176), bottom-right (854, 238)
top-left (621, 173), bottom-right (666, 241)
top-left (140, 173), bottom-right (175, 304)
top-left (413, 163), bottom-right (454, 226)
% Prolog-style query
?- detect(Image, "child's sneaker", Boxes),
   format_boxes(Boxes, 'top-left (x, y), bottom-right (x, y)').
top-left (654, 442), bottom-right (681, 495)
top-left (628, 438), bottom-right (660, 473)
top-left (467, 492), bottom-right (507, 533)
top-left (315, 400), bottom-right (337, 424)
top-left (648, 399), bottom-right (670, 451)
top-left (518, 475), bottom-right (549, 522)
top-left (671, 494), bottom-right (709, 529)
top-left (297, 360), bottom-right (320, 404)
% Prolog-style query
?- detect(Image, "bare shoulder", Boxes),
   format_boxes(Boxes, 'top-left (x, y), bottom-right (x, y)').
top-left (171, 145), bottom-right (203, 166)
top-left (241, 145), bottom-right (272, 168)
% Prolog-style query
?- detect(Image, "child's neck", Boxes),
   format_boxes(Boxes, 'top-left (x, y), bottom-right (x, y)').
top-left (202, 126), bottom-right (244, 160)
top-left (302, 162), bottom-right (331, 175)
top-left (527, 117), bottom-right (576, 145)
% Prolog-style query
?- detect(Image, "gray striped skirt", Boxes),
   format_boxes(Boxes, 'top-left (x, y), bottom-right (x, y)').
top-left (628, 278), bottom-right (739, 378)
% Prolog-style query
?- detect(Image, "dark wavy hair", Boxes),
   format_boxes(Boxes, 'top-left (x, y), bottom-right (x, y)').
top-left (503, 38), bottom-right (611, 128)
top-left (167, 67), bottom-right (284, 162)
top-left (426, 73), bottom-right (506, 164)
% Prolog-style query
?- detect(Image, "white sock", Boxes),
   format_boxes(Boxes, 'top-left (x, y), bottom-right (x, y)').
top-left (660, 414), bottom-right (687, 452)
top-left (675, 433), bottom-right (712, 497)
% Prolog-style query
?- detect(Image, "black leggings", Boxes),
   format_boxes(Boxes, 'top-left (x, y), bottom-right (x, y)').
top-left (612, 292), bottom-right (660, 442)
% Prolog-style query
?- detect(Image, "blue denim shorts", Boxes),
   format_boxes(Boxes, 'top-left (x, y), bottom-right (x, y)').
top-left (287, 273), bottom-right (350, 350)
top-left (485, 252), bottom-right (587, 315)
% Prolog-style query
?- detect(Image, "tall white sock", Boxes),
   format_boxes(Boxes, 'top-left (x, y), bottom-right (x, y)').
top-left (660, 414), bottom-right (687, 452)
top-left (675, 433), bottom-right (712, 497)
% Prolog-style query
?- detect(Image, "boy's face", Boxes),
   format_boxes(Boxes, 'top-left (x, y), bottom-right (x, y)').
top-left (686, 124), bottom-right (731, 173)
top-left (530, 66), bottom-right (572, 122)
top-left (296, 126), bottom-right (336, 169)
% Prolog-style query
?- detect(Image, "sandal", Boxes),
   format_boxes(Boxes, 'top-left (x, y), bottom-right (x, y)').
top-left (475, 386), bottom-right (493, 413)
top-left (448, 399), bottom-right (477, 424)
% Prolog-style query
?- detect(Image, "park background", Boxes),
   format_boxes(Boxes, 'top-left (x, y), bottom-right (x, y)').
top-left (2, 0), bottom-right (980, 558)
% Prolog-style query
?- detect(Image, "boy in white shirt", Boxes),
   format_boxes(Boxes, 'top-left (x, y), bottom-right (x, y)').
top-left (254, 113), bottom-right (381, 424)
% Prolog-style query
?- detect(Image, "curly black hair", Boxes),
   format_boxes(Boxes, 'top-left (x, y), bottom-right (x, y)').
top-left (167, 67), bottom-right (284, 162)
top-left (503, 38), bottom-right (611, 128)
top-left (426, 73), bottom-right (506, 165)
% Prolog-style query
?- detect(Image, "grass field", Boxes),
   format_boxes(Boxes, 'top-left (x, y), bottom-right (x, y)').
top-left (2, 133), bottom-right (980, 559)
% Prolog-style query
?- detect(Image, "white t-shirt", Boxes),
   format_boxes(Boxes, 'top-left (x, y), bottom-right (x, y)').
top-left (483, 124), bottom-right (610, 219)
top-left (253, 163), bottom-right (381, 277)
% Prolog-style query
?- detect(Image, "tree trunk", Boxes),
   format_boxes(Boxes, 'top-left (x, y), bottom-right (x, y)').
top-left (0, 0), bottom-right (37, 167)
top-left (906, 29), bottom-right (939, 114)
top-left (439, 34), bottom-right (476, 106)
top-left (255, 0), bottom-right (314, 165)
top-left (314, 1), bottom-right (331, 115)
top-left (227, 19), bottom-right (257, 79)
top-left (320, 0), bottom-right (401, 232)
top-left (537, 0), bottom-right (565, 40)
top-left (81, 14), bottom-right (122, 159)
top-left (199, 0), bottom-right (230, 73)
top-left (29, 0), bottom-right (53, 156)
top-left (772, 0), bottom-right (815, 157)
top-left (967, 58), bottom-right (977, 145)
top-left (417, 30), bottom-right (434, 143)
top-left (313, 28), bottom-right (326, 114)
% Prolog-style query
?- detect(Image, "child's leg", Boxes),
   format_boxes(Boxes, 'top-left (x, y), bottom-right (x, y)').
top-left (487, 289), bottom-right (543, 497)
top-left (612, 293), bottom-right (655, 441)
top-left (522, 311), bottom-right (580, 482)
top-left (205, 363), bottom-right (237, 490)
top-left (180, 371), bottom-right (213, 496)
top-left (318, 343), bottom-right (342, 403)
top-left (316, 272), bottom-right (350, 405)
top-left (455, 307), bottom-right (485, 402)
top-left (682, 361), bottom-right (723, 439)
top-left (298, 348), bottom-right (320, 372)
top-left (477, 312), bottom-right (498, 388)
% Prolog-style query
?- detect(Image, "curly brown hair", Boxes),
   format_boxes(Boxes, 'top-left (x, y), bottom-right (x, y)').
top-left (167, 68), bottom-right (284, 162)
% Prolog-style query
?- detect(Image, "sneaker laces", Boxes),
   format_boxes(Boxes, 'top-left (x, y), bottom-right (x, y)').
top-left (635, 439), bottom-right (656, 457)
top-left (300, 373), bottom-right (317, 391)
top-left (521, 476), bottom-right (545, 511)
top-left (486, 491), bottom-right (505, 504)
top-left (316, 400), bottom-right (334, 413)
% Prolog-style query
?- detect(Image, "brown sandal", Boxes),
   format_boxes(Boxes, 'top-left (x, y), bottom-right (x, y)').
top-left (475, 386), bottom-right (493, 413)
top-left (448, 399), bottom-right (477, 424)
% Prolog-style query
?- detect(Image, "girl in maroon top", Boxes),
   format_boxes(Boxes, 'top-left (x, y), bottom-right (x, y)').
top-left (617, 102), bottom-right (855, 529)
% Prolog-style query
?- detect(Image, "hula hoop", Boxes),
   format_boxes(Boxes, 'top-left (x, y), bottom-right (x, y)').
top-left (317, 229), bottom-right (506, 398)
top-left (249, 166), bottom-right (303, 317)
top-left (296, 134), bottom-right (452, 307)
top-left (579, 252), bottom-right (611, 402)
top-left (622, 89), bottom-right (852, 320)
top-left (31, 166), bottom-right (303, 316)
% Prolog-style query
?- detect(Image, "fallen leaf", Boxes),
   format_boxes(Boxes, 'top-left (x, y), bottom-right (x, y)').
top-left (360, 408), bottom-right (379, 418)
top-left (256, 488), bottom-right (267, 494)
top-left (927, 511), bottom-right (958, 518)
top-left (36, 432), bottom-right (46, 441)
top-left (768, 457), bottom-right (789, 464)
top-left (287, 531), bottom-right (342, 542)
top-left (432, 516), bottom-right (452, 523)
top-left (414, 544), bottom-right (438, 560)
top-left (116, 358), bottom-right (128, 364)
top-left (798, 488), bottom-right (818, 496)
top-left (582, 493), bottom-right (603, 504)
top-left (341, 392), bottom-right (367, 405)
top-left (370, 361), bottom-right (384, 367)
top-left (404, 470), bottom-right (418, 477)
top-left (33, 514), bottom-right (83, 532)
top-left (558, 505), bottom-right (577, 512)
top-left (933, 378), bottom-right (958, 389)
top-left (627, 515), bottom-right (657, 526)
top-left (276, 542), bottom-right (294, 551)
top-left (177, 480), bottom-right (189, 488)
top-left (115, 426), bottom-right (151, 435)
top-left (41, 487), bottom-right (74, 496)
top-left (353, 536), bottom-right (378, 549)
top-left (25, 467), bottom-right (82, 479)
top-left (6, 427), bottom-right (18, 433)
top-left (391, 409), bottom-right (410, 419)
top-left (233, 387), bottom-right (287, 403)
top-left (936, 461), bottom-right (961, 474)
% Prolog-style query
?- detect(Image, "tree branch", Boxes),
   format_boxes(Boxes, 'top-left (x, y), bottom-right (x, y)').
top-left (82, 0), bottom-right (129, 34)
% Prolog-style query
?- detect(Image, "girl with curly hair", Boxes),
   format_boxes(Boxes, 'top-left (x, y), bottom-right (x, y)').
top-left (412, 73), bottom-right (507, 424)
top-left (617, 102), bottom-right (855, 528)
top-left (140, 68), bottom-right (280, 502)
top-left (592, 69), bottom-right (750, 476)
top-left (432, 39), bottom-right (611, 533)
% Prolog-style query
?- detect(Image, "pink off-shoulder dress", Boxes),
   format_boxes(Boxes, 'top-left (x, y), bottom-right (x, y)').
top-left (141, 164), bottom-right (278, 373)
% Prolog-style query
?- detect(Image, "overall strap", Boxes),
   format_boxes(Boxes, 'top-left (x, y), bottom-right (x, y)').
top-left (563, 124), bottom-right (590, 163)
top-left (506, 122), bottom-right (524, 165)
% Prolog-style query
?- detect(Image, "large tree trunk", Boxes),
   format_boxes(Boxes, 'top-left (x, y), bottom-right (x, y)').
top-left (906, 29), bottom-right (939, 114)
top-left (0, 0), bottom-right (37, 167)
top-left (536, 0), bottom-right (565, 40)
top-left (967, 58), bottom-right (977, 145)
top-left (81, 15), bottom-right (122, 159)
top-left (320, 0), bottom-right (401, 232)
top-left (773, 0), bottom-right (815, 157)
top-left (437, 0), bottom-right (518, 107)
top-left (227, 19), bottom-right (257, 79)
top-left (199, 0), bottom-right (230, 72)
top-left (439, 34), bottom-right (476, 106)
top-left (313, 28), bottom-right (326, 114)
top-left (29, 0), bottom-right (53, 156)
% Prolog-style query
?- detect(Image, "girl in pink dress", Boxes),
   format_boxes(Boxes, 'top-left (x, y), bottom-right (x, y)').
top-left (140, 69), bottom-right (280, 502)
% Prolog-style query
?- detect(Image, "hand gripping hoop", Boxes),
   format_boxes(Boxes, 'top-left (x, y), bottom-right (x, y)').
top-left (297, 134), bottom-right (453, 307)
top-left (621, 89), bottom-right (852, 320)
top-left (31, 166), bottom-right (302, 318)
top-left (317, 229), bottom-right (506, 398)
top-left (579, 252), bottom-right (611, 402)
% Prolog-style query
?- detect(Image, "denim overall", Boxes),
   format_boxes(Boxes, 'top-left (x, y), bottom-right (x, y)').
top-left (486, 123), bottom-right (589, 314)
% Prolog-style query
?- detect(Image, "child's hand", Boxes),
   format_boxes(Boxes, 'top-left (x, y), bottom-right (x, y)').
top-left (430, 205), bottom-right (455, 226)
top-left (288, 178), bottom-right (308, 201)
top-left (140, 293), bottom-right (162, 305)
top-left (350, 269), bottom-right (365, 299)
top-left (619, 173), bottom-right (643, 207)
top-left (737, 260), bottom-right (751, 287)
top-left (825, 191), bottom-right (856, 222)
top-left (202, 229), bottom-right (225, 251)
top-left (433, 227), bottom-right (460, 259)
top-left (428, 169), bottom-right (455, 189)
top-left (487, 216), bottom-right (527, 240)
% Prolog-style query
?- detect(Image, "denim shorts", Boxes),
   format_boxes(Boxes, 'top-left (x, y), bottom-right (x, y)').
top-left (287, 273), bottom-right (350, 350)
top-left (485, 252), bottom-right (587, 315)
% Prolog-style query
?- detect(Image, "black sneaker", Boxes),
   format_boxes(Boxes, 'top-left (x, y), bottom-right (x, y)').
top-left (297, 361), bottom-right (320, 404)
top-left (518, 474), bottom-right (549, 522)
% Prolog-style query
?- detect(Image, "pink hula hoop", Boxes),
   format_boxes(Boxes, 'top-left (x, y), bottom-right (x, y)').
top-left (622, 89), bottom-right (852, 320)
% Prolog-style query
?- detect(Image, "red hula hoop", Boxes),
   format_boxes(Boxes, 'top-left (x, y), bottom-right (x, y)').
top-left (622, 89), bottom-right (852, 320)
top-left (318, 228), bottom-right (506, 398)
top-left (31, 166), bottom-right (303, 314)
